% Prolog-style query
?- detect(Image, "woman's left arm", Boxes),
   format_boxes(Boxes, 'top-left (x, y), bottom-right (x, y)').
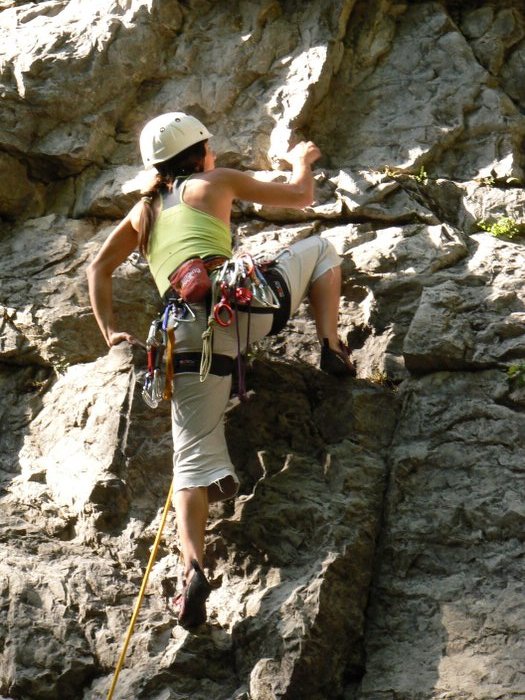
top-left (86, 208), bottom-right (141, 347)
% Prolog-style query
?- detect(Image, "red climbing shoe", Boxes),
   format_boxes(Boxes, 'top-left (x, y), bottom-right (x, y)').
top-left (173, 559), bottom-right (212, 630)
top-left (320, 338), bottom-right (357, 377)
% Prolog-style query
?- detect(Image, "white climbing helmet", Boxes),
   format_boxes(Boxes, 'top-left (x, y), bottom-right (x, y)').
top-left (139, 112), bottom-right (212, 168)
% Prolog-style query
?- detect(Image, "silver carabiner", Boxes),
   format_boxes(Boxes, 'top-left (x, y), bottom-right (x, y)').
top-left (251, 267), bottom-right (280, 308)
top-left (146, 318), bottom-right (163, 348)
top-left (142, 371), bottom-right (160, 409)
top-left (151, 368), bottom-right (164, 402)
top-left (141, 367), bottom-right (165, 409)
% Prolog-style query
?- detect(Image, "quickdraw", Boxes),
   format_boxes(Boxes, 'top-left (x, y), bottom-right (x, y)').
top-left (142, 318), bottom-right (164, 409)
top-left (141, 299), bottom-right (195, 408)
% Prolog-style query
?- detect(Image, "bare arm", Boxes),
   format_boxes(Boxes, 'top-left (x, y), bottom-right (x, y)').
top-left (225, 141), bottom-right (322, 208)
top-left (86, 206), bottom-right (141, 347)
top-left (183, 141), bottom-right (322, 225)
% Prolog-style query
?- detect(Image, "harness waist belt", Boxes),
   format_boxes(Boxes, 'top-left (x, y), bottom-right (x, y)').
top-left (174, 352), bottom-right (234, 376)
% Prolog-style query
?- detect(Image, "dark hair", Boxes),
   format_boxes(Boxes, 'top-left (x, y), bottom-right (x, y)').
top-left (138, 139), bottom-right (208, 257)
top-left (156, 140), bottom-right (207, 178)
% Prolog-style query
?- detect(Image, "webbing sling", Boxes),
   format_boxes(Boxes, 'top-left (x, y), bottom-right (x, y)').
top-left (163, 326), bottom-right (176, 400)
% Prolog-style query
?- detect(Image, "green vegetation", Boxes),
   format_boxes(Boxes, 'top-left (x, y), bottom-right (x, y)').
top-left (478, 216), bottom-right (522, 240)
top-left (369, 368), bottom-right (397, 390)
top-left (53, 359), bottom-right (70, 376)
top-left (507, 363), bottom-right (525, 387)
top-left (413, 165), bottom-right (428, 183)
top-left (382, 165), bottom-right (398, 178)
top-left (476, 175), bottom-right (495, 187)
top-left (382, 164), bottom-right (429, 183)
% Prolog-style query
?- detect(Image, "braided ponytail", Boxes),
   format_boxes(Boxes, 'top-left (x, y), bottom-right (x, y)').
top-left (137, 174), bottom-right (164, 257)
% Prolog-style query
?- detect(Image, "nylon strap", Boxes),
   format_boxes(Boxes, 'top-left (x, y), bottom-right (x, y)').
top-left (163, 326), bottom-right (175, 400)
top-left (175, 352), bottom-right (234, 376)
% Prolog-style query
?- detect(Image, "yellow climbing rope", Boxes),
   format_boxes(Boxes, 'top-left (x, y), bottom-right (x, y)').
top-left (106, 480), bottom-right (174, 700)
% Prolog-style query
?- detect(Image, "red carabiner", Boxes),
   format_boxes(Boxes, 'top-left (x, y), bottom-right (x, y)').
top-left (235, 286), bottom-right (253, 304)
top-left (147, 347), bottom-right (156, 374)
top-left (214, 300), bottom-right (234, 327)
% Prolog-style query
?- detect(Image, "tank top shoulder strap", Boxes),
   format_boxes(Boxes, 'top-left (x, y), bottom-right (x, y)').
top-left (161, 176), bottom-right (190, 209)
top-left (178, 176), bottom-right (190, 200)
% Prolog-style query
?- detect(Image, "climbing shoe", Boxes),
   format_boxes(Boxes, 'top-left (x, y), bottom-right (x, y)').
top-left (320, 338), bottom-right (357, 377)
top-left (173, 559), bottom-right (212, 630)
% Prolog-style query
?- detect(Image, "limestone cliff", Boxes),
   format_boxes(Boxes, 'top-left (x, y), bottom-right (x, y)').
top-left (0, 1), bottom-right (524, 699)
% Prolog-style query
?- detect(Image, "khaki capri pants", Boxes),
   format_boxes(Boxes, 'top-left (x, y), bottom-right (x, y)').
top-left (170, 235), bottom-right (341, 498)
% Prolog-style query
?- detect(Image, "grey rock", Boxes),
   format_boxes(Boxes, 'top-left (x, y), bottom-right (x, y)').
top-left (357, 370), bottom-right (525, 700)
top-left (0, 215), bottom-right (158, 366)
top-left (0, 1), bottom-right (524, 699)
top-left (403, 233), bottom-right (525, 373)
top-left (312, 2), bottom-right (525, 182)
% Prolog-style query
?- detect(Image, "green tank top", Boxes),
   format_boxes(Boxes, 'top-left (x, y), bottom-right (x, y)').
top-left (147, 178), bottom-right (232, 297)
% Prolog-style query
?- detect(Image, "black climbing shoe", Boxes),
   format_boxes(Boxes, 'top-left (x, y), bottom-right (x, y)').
top-left (320, 338), bottom-right (357, 377)
top-left (173, 559), bottom-right (212, 630)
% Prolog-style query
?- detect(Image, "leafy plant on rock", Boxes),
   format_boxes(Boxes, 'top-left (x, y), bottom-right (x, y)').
top-left (382, 164), bottom-right (429, 184)
top-left (413, 165), bottom-right (428, 183)
top-left (507, 363), bottom-right (525, 387)
top-left (478, 216), bottom-right (521, 240)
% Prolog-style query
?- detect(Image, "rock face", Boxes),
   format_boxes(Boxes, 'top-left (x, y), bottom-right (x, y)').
top-left (1, 1), bottom-right (524, 699)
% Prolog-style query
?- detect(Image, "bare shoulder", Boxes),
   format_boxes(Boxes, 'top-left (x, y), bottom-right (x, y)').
top-left (208, 167), bottom-right (253, 183)
top-left (128, 196), bottom-right (160, 231)
top-left (186, 167), bottom-right (244, 187)
top-left (196, 167), bottom-right (261, 195)
top-left (205, 168), bottom-right (291, 204)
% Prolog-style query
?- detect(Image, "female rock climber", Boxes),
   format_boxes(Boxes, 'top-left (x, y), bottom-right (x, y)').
top-left (86, 112), bottom-right (356, 630)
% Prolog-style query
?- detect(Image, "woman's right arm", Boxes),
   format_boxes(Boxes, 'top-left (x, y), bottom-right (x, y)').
top-left (182, 141), bottom-right (321, 225)
top-left (86, 208), bottom-right (141, 347)
top-left (224, 141), bottom-right (322, 209)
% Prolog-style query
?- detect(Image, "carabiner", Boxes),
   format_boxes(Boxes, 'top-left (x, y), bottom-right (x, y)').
top-left (142, 369), bottom-right (161, 409)
top-left (214, 300), bottom-right (234, 327)
top-left (168, 300), bottom-right (196, 324)
top-left (142, 384), bottom-right (159, 409)
top-left (235, 286), bottom-right (253, 304)
top-left (146, 318), bottom-right (162, 348)
top-left (238, 253), bottom-right (255, 276)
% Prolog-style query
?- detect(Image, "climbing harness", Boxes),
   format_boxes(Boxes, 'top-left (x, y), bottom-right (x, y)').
top-left (106, 480), bottom-right (174, 700)
top-left (142, 252), bottom-right (289, 406)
